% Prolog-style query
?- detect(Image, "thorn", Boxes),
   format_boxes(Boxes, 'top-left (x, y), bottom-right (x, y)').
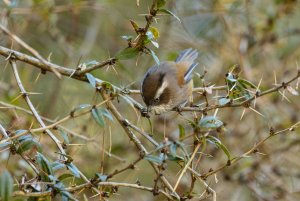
top-left (273, 71), bottom-right (277, 85)
top-left (249, 107), bottom-right (265, 118)
top-left (278, 90), bottom-right (291, 102)
top-left (240, 108), bottom-right (246, 120)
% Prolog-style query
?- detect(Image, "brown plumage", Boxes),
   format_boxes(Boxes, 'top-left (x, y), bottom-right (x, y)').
top-left (141, 49), bottom-right (198, 114)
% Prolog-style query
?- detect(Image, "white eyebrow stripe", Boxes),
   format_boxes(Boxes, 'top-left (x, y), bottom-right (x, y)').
top-left (154, 80), bottom-right (168, 99)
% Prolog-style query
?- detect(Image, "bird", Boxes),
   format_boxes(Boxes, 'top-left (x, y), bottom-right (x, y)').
top-left (141, 48), bottom-right (198, 114)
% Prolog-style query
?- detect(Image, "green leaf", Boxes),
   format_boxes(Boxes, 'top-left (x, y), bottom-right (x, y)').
top-left (149, 49), bottom-right (160, 65)
top-left (61, 191), bottom-right (77, 201)
top-left (0, 142), bottom-right (11, 148)
top-left (146, 31), bottom-right (154, 40)
top-left (226, 73), bottom-right (237, 82)
top-left (14, 129), bottom-right (27, 136)
top-left (166, 154), bottom-right (185, 162)
top-left (16, 134), bottom-right (32, 143)
top-left (206, 136), bottom-right (231, 160)
top-left (72, 104), bottom-right (92, 116)
top-left (36, 152), bottom-right (54, 182)
top-left (86, 73), bottom-right (96, 88)
top-left (178, 124), bottom-right (185, 140)
top-left (91, 108), bottom-right (105, 127)
top-left (16, 138), bottom-right (41, 154)
top-left (199, 116), bottom-right (223, 129)
top-left (0, 171), bottom-right (13, 201)
top-left (58, 129), bottom-right (70, 144)
top-left (159, 9), bottom-right (181, 22)
top-left (58, 173), bottom-right (74, 181)
top-left (149, 27), bottom-right (160, 39)
top-left (157, 0), bottom-right (166, 8)
top-left (52, 161), bottom-right (66, 172)
top-left (66, 163), bottom-right (81, 178)
top-left (84, 60), bottom-right (98, 68)
top-left (151, 40), bottom-right (159, 48)
top-left (121, 35), bottom-right (133, 41)
top-left (218, 97), bottom-right (231, 106)
top-left (115, 47), bottom-right (139, 60)
top-left (144, 155), bottom-right (163, 165)
top-left (238, 78), bottom-right (257, 89)
top-left (95, 173), bottom-right (108, 182)
top-left (130, 20), bottom-right (139, 33)
top-left (177, 142), bottom-right (190, 161)
top-left (169, 142), bottom-right (177, 157)
top-left (98, 108), bottom-right (114, 121)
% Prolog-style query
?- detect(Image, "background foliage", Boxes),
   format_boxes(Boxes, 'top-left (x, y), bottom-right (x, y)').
top-left (0, 0), bottom-right (300, 200)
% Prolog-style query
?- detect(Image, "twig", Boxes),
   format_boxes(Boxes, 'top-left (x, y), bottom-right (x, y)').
top-left (173, 143), bottom-right (201, 191)
top-left (200, 121), bottom-right (300, 179)
top-left (78, 58), bottom-right (116, 75)
top-left (9, 60), bottom-right (99, 194)
top-left (100, 88), bottom-right (179, 199)
top-left (0, 123), bottom-right (39, 174)
top-left (0, 24), bottom-right (61, 78)
top-left (180, 71), bottom-right (300, 112)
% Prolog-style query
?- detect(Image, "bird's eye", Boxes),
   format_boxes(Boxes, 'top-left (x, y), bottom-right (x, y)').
top-left (154, 97), bottom-right (160, 103)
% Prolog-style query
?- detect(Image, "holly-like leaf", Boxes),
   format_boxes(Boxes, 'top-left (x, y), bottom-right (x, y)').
top-left (58, 129), bottom-right (70, 144)
top-left (16, 137), bottom-right (41, 154)
top-left (99, 108), bottom-right (113, 121)
top-left (86, 73), bottom-right (96, 88)
top-left (121, 35), bottom-right (133, 41)
top-left (61, 190), bottom-right (77, 201)
top-left (0, 171), bottom-right (13, 201)
top-left (159, 9), bottom-right (181, 22)
top-left (157, 0), bottom-right (166, 8)
top-left (149, 49), bottom-right (160, 65)
top-left (144, 155), bottom-right (163, 165)
top-left (178, 124), bottom-right (185, 140)
top-left (169, 142), bottom-right (177, 157)
top-left (130, 20), bottom-right (139, 33)
top-left (66, 163), bottom-right (80, 178)
top-left (0, 142), bottom-right (11, 148)
top-left (199, 116), bottom-right (223, 129)
top-left (82, 60), bottom-right (98, 68)
top-left (219, 97), bottom-right (231, 106)
top-left (151, 40), bottom-right (159, 48)
top-left (91, 108), bottom-right (105, 127)
top-left (71, 104), bottom-right (92, 116)
top-left (166, 154), bottom-right (185, 162)
top-left (52, 161), bottom-right (66, 172)
top-left (36, 152), bottom-right (54, 182)
top-left (238, 78), bottom-right (257, 90)
top-left (206, 136), bottom-right (231, 160)
top-left (95, 173), bottom-right (108, 182)
top-left (115, 47), bottom-right (139, 60)
top-left (149, 27), bottom-right (160, 39)
top-left (58, 173), bottom-right (74, 181)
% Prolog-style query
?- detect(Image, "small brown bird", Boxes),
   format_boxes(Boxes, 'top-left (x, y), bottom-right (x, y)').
top-left (141, 48), bottom-right (198, 114)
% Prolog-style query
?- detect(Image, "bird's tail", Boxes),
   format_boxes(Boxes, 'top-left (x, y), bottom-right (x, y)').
top-left (175, 48), bottom-right (199, 83)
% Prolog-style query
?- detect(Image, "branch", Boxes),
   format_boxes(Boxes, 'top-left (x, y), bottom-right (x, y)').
top-left (134, 0), bottom-right (158, 50)
top-left (0, 123), bottom-right (39, 174)
top-left (180, 71), bottom-right (300, 112)
top-left (200, 121), bottom-right (300, 179)
top-left (0, 24), bottom-right (61, 78)
top-left (99, 88), bottom-right (179, 199)
top-left (9, 60), bottom-right (99, 194)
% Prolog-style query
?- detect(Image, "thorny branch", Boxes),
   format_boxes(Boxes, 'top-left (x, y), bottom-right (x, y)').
top-left (1, 1), bottom-right (300, 200)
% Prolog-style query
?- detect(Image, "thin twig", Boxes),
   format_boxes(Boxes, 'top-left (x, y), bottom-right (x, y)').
top-left (10, 60), bottom-right (99, 194)
top-left (0, 24), bottom-right (61, 78)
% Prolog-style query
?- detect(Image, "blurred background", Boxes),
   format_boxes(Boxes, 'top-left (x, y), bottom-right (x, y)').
top-left (1, 0), bottom-right (300, 200)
